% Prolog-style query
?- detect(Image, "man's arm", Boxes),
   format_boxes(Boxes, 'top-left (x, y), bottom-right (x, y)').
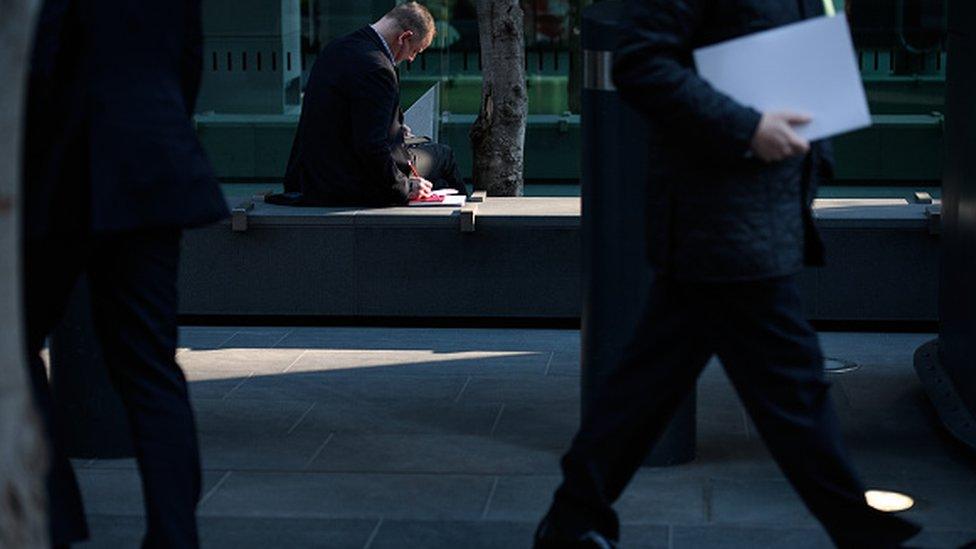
top-left (348, 66), bottom-right (413, 204)
top-left (612, 0), bottom-right (762, 161)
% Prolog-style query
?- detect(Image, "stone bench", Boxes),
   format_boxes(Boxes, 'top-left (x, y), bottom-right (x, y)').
top-left (179, 196), bottom-right (940, 323)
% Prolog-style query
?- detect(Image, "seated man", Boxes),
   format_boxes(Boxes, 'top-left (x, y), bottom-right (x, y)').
top-left (282, 2), bottom-right (467, 206)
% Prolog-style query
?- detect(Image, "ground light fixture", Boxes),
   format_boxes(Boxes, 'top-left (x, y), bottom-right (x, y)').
top-left (865, 489), bottom-right (915, 512)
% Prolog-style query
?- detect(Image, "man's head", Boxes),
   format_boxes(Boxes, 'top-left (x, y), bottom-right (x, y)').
top-left (373, 2), bottom-right (436, 64)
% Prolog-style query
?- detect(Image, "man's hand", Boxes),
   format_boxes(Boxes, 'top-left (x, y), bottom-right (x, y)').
top-left (403, 124), bottom-right (415, 138)
top-left (407, 176), bottom-right (433, 200)
top-left (749, 112), bottom-right (812, 163)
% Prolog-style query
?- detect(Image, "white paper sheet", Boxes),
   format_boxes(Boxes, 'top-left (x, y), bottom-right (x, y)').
top-left (408, 194), bottom-right (467, 207)
top-left (693, 15), bottom-right (870, 141)
top-left (403, 84), bottom-right (440, 142)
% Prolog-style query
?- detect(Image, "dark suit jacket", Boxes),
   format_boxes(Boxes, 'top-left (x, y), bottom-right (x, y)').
top-left (613, 0), bottom-right (832, 282)
top-left (23, 0), bottom-right (228, 238)
top-left (283, 27), bottom-right (413, 206)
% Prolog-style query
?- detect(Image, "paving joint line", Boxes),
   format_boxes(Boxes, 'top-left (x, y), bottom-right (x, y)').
top-left (216, 330), bottom-right (241, 349)
top-left (222, 372), bottom-right (254, 400)
top-left (480, 476), bottom-right (500, 519)
top-left (282, 349), bottom-right (308, 373)
top-left (304, 432), bottom-right (335, 469)
top-left (271, 329), bottom-right (294, 348)
top-left (198, 471), bottom-right (232, 508)
top-left (287, 402), bottom-right (317, 434)
top-left (362, 517), bottom-right (384, 549)
top-left (543, 351), bottom-right (555, 375)
top-left (702, 479), bottom-right (713, 523)
top-left (489, 404), bottom-right (506, 437)
top-left (453, 376), bottom-right (473, 403)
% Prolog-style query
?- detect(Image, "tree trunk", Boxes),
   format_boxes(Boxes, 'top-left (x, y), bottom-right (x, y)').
top-left (0, 0), bottom-right (49, 547)
top-left (471, 0), bottom-right (528, 196)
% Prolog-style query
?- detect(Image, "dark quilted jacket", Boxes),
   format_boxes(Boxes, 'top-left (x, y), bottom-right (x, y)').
top-left (613, 0), bottom-right (833, 282)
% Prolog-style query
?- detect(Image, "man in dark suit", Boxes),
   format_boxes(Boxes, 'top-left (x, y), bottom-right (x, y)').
top-left (282, 2), bottom-right (468, 207)
top-left (22, 0), bottom-right (227, 546)
top-left (534, 1), bottom-right (923, 548)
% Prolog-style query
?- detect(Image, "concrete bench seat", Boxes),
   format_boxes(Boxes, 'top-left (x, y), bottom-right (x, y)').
top-left (179, 197), bottom-right (939, 323)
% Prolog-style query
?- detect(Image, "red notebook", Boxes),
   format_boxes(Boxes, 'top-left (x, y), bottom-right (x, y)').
top-left (410, 194), bottom-right (445, 204)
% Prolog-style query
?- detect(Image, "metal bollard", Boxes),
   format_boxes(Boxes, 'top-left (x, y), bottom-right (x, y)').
top-left (580, 0), bottom-right (696, 466)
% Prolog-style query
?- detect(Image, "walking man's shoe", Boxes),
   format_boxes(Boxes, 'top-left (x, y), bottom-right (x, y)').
top-left (534, 519), bottom-right (618, 549)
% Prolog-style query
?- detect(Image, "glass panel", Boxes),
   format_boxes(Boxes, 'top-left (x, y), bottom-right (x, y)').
top-left (830, 0), bottom-right (947, 194)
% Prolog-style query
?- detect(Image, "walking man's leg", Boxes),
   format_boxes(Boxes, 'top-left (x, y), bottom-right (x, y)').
top-left (539, 280), bottom-right (712, 544)
top-left (88, 229), bottom-right (202, 548)
top-left (712, 277), bottom-right (920, 548)
top-left (23, 236), bottom-right (90, 545)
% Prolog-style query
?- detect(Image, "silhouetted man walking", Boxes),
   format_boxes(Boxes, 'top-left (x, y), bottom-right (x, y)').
top-left (535, 1), bottom-right (922, 547)
top-left (23, 0), bottom-right (227, 546)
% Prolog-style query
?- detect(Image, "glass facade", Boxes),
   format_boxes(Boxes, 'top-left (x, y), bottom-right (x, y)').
top-left (201, 0), bottom-right (948, 197)
top-left (299, 1), bottom-right (581, 115)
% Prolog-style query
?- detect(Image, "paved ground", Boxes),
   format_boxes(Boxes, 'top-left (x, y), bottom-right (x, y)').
top-left (74, 328), bottom-right (976, 548)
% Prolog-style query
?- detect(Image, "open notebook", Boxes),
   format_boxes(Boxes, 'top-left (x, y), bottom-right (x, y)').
top-left (408, 189), bottom-right (467, 207)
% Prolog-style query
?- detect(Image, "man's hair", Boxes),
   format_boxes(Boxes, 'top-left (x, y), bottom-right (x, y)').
top-left (385, 2), bottom-right (437, 43)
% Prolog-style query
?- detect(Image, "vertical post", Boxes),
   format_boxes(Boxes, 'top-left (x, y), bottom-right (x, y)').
top-left (580, 0), bottom-right (695, 466)
top-left (917, 0), bottom-right (976, 452)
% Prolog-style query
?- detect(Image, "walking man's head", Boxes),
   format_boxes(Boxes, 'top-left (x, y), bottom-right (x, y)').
top-left (373, 2), bottom-right (436, 64)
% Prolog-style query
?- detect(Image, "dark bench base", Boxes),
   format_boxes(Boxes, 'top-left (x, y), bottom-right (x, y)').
top-left (180, 197), bottom-right (939, 323)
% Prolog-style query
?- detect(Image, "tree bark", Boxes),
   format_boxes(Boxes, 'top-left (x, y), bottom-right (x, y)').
top-left (0, 0), bottom-right (49, 547)
top-left (471, 0), bottom-right (528, 196)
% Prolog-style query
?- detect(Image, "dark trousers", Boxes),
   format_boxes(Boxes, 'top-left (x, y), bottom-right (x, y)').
top-left (408, 142), bottom-right (468, 196)
top-left (25, 228), bottom-right (201, 548)
top-left (547, 275), bottom-right (920, 548)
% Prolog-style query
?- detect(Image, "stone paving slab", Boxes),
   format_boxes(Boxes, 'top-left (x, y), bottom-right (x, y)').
top-left (459, 375), bottom-right (581, 404)
top-left (72, 328), bottom-right (976, 548)
top-left (484, 474), bottom-right (709, 526)
top-left (671, 525), bottom-right (832, 549)
top-left (308, 434), bottom-right (563, 475)
top-left (368, 519), bottom-right (539, 549)
top-left (75, 468), bottom-right (228, 516)
top-left (229, 371), bottom-right (470, 403)
top-left (198, 472), bottom-right (496, 521)
top-left (77, 515), bottom-right (377, 549)
top-left (285, 400), bottom-right (503, 437)
top-left (219, 328), bottom-right (295, 349)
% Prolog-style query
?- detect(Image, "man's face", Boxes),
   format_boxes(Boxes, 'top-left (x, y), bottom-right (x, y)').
top-left (393, 30), bottom-right (432, 64)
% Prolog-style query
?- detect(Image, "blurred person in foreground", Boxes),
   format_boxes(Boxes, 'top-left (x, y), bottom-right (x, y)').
top-left (22, 0), bottom-right (227, 546)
